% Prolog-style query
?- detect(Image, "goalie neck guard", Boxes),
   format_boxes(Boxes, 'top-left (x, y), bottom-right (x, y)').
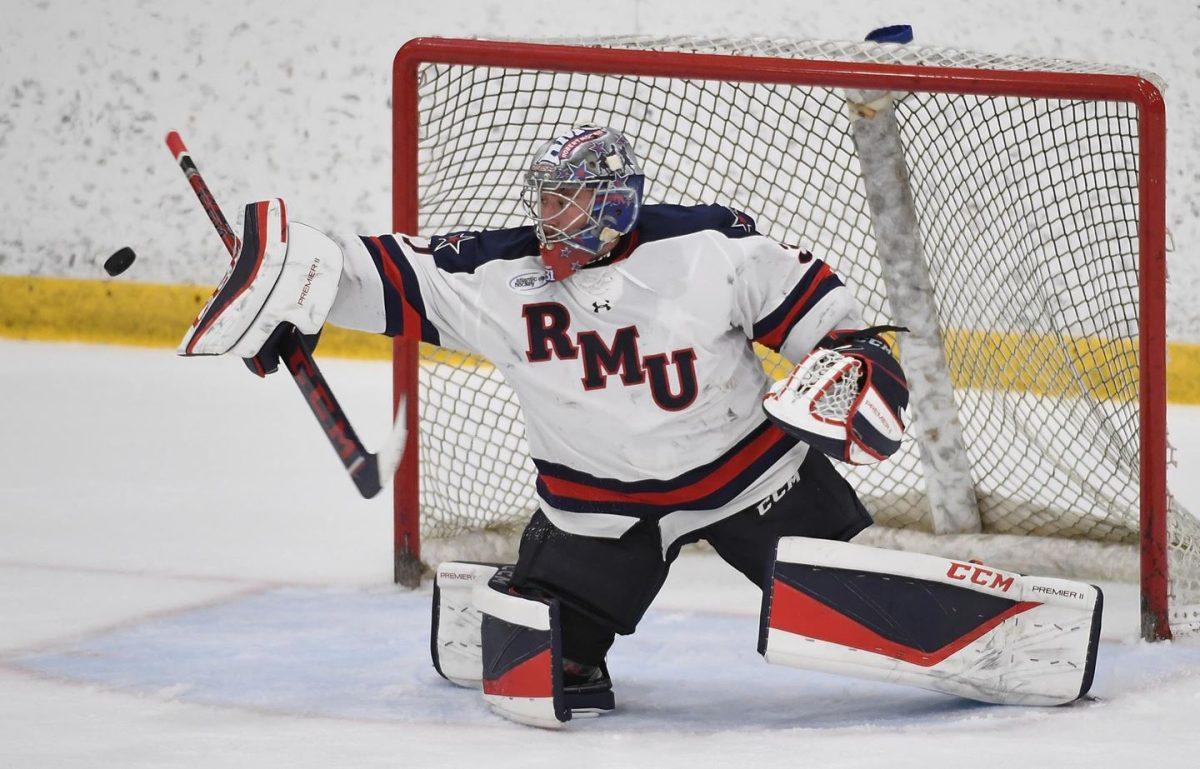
top-left (520, 124), bottom-right (645, 281)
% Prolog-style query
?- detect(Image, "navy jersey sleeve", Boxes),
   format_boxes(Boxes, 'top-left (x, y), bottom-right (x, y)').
top-left (636, 203), bottom-right (761, 243)
top-left (354, 227), bottom-right (538, 354)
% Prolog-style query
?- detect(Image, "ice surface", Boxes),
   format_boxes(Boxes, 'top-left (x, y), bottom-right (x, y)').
top-left (13, 583), bottom-right (1200, 731)
top-left (2, 340), bottom-right (1200, 767)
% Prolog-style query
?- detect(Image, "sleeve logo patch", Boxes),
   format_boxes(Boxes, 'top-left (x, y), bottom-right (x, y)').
top-left (509, 270), bottom-right (552, 293)
top-left (433, 233), bottom-right (476, 254)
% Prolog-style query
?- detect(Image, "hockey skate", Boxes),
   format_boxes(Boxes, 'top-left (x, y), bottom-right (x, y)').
top-left (562, 659), bottom-right (615, 716)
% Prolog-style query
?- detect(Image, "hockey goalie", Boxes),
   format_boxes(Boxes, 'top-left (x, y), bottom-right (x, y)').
top-left (181, 124), bottom-right (1102, 728)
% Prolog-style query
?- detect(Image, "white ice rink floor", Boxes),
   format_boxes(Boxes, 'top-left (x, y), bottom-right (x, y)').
top-left (3, 340), bottom-right (1200, 768)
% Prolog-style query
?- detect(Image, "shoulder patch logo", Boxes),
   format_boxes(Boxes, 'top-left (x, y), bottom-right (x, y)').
top-left (726, 208), bottom-right (755, 233)
top-left (509, 270), bottom-right (552, 294)
top-left (433, 233), bottom-right (476, 254)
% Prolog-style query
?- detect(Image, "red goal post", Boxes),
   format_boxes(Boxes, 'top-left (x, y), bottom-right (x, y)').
top-left (389, 36), bottom-right (1179, 639)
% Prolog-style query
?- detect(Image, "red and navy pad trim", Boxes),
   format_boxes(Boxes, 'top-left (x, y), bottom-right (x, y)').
top-left (360, 234), bottom-right (442, 344)
top-left (760, 561), bottom-right (1040, 666)
top-left (480, 602), bottom-right (568, 722)
top-left (533, 420), bottom-right (799, 517)
top-left (752, 260), bottom-right (844, 351)
top-left (481, 615), bottom-right (554, 697)
top-left (186, 200), bottom-right (278, 355)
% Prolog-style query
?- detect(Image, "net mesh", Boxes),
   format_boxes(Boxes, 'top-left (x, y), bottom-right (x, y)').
top-left (400, 36), bottom-right (1200, 633)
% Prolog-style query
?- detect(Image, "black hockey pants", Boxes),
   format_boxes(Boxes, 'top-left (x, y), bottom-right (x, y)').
top-left (509, 449), bottom-right (872, 667)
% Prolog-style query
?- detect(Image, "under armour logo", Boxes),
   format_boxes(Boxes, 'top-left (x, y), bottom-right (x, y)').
top-left (592, 300), bottom-right (612, 313)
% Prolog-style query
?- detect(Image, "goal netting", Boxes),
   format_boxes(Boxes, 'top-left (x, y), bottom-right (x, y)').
top-left (392, 36), bottom-right (1200, 639)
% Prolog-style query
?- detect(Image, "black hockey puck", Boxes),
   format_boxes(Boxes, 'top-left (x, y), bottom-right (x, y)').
top-left (104, 247), bottom-right (136, 276)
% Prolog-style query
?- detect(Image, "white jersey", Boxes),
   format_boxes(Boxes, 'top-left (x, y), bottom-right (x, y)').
top-left (329, 204), bottom-right (863, 549)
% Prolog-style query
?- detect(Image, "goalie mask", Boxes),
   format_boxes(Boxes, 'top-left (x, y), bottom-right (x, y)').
top-left (520, 124), bottom-right (645, 281)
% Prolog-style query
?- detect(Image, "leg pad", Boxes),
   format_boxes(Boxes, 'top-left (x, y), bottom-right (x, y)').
top-left (476, 573), bottom-right (570, 728)
top-left (760, 537), bottom-right (1102, 706)
top-left (431, 561), bottom-right (505, 687)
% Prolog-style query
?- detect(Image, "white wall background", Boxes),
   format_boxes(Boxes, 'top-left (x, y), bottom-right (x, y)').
top-left (2, 0), bottom-right (1196, 338)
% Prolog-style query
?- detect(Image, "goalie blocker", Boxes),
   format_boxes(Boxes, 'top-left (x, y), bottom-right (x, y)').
top-left (177, 198), bottom-right (343, 362)
top-left (760, 538), bottom-right (1102, 706)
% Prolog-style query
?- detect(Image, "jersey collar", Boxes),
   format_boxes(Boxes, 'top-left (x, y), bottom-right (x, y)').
top-left (584, 227), bottom-right (640, 271)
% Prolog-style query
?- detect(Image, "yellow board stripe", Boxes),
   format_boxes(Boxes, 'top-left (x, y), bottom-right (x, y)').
top-left (757, 334), bottom-right (1140, 401)
top-left (2, 274), bottom-right (1198, 404)
top-left (0, 274), bottom-right (393, 360)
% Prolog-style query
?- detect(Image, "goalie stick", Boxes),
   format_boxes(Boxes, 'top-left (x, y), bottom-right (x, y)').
top-left (165, 131), bottom-right (407, 499)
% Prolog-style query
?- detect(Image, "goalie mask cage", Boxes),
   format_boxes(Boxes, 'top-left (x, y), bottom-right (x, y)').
top-left (390, 36), bottom-right (1200, 641)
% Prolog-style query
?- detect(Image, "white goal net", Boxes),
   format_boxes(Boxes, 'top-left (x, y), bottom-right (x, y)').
top-left (393, 36), bottom-right (1200, 638)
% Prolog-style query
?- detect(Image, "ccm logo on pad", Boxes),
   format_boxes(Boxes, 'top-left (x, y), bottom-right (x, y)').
top-left (946, 561), bottom-right (1014, 592)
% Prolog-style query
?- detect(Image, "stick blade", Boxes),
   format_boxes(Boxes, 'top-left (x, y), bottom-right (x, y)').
top-left (349, 396), bottom-right (408, 499)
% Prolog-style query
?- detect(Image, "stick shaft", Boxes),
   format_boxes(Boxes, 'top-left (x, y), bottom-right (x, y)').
top-left (166, 132), bottom-right (240, 258)
top-left (165, 131), bottom-right (384, 498)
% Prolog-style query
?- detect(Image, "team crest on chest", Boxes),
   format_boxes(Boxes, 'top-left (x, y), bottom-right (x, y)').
top-left (522, 301), bottom-right (698, 411)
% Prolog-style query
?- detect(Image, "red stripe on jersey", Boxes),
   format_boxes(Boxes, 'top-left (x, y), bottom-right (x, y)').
top-left (755, 262), bottom-right (835, 350)
top-left (371, 235), bottom-right (423, 339)
top-left (538, 424), bottom-right (789, 506)
top-left (768, 579), bottom-right (1041, 667)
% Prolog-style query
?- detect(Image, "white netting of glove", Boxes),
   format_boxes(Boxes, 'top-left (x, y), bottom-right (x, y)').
top-left (777, 350), bottom-right (863, 423)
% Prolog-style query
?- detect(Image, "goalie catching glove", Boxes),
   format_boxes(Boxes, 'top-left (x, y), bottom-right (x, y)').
top-left (763, 326), bottom-right (908, 465)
